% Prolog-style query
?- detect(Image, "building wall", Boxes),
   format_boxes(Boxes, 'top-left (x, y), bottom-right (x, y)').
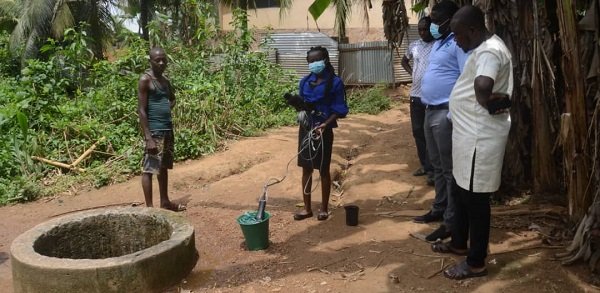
top-left (219, 0), bottom-right (420, 40)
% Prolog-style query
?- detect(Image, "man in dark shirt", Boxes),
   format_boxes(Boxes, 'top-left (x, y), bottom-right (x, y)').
top-left (138, 47), bottom-right (185, 212)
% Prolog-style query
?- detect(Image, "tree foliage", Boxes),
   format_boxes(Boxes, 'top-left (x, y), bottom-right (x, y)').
top-left (0, 5), bottom-right (297, 203)
top-left (6, 0), bottom-right (116, 62)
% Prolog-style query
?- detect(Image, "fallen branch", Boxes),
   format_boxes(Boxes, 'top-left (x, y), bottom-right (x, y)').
top-left (340, 269), bottom-right (365, 281)
top-left (71, 136), bottom-right (106, 167)
top-left (492, 207), bottom-right (563, 216)
top-left (372, 256), bottom-right (385, 272)
top-left (491, 245), bottom-right (565, 256)
top-left (32, 156), bottom-right (85, 173)
top-left (396, 248), bottom-right (446, 258)
top-left (426, 258), bottom-right (453, 279)
top-left (406, 185), bottom-right (415, 199)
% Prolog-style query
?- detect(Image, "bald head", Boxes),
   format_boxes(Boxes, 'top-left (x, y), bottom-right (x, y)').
top-left (452, 5), bottom-right (486, 31)
top-left (149, 47), bottom-right (167, 76)
top-left (451, 5), bottom-right (489, 53)
top-left (150, 47), bottom-right (166, 58)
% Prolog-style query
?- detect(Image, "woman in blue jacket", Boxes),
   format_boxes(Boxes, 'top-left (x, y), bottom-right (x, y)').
top-left (294, 46), bottom-right (349, 221)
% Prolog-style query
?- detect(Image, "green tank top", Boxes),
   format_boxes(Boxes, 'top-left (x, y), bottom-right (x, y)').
top-left (146, 75), bottom-right (173, 131)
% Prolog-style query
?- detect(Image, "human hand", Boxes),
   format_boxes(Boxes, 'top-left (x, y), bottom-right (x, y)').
top-left (314, 123), bottom-right (327, 137)
top-left (145, 139), bottom-right (158, 154)
top-left (486, 94), bottom-right (511, 115)
top-left (284, 93), bottom-right (305, 111)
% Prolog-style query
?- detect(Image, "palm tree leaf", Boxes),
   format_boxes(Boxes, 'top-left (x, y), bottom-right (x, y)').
top-left (10, 0), bottom-right (56, 55)
top-left (357, 0), bottom-right (370, 29)
top-left (51, 0), bottom-right (74, 38)
top-left (23, 27), bottom-right (39, 60)
top-left (332, 0), bottom-right (350, 37)
top-left (278, 0), bottom-right (293, 20)
top-left (0, 0), bottom-right (20, 19)
top-left (309, 0), bottom-right (332, 20)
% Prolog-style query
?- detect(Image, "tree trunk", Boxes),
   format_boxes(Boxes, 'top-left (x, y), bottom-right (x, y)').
top-left (556, 0), bottom-right (591, 221)
top-left (140, 0), bottom-right (153, 41)
top-left (557, 0), bottom-right (600, 272)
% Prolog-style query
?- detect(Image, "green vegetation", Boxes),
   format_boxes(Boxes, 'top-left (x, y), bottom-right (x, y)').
top-left (347, 85), bottom-right (391, 115)
top-left (0, 8), bottom-right (297, 204)
top-left (0, 3), bottom-right (392, 205)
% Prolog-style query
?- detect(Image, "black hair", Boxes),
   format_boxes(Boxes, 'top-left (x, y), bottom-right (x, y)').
top-left (307, 46), bottom-right (335, 75)
top-left (419, 16), bottom-right (432, 25)
top-left (432, 0), bottom-right (460, 20)
top-left (306, 46), bottom-right (337, 101)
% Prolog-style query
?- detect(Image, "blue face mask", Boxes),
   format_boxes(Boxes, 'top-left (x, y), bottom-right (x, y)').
top-left (430, 18), bottom-right (449, 40)
top-left (308, 60), bottom-right (326, 74)
top-left (430, 23), bottom-right (443, 39)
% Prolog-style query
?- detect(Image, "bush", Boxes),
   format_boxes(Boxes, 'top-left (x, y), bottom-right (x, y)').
top-left (347, 85), bottom-right (391, 115)
top-left (0, 17), bottom-right (297, 203)
top-left (0, 6), bottom-right (392, 203)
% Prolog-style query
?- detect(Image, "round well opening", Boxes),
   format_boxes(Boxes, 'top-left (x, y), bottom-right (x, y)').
top-left (33, 214), bottom-right (173, 259)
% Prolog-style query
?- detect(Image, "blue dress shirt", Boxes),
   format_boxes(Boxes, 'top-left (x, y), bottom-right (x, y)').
top-left (421, 33), bottom-right (470, 106)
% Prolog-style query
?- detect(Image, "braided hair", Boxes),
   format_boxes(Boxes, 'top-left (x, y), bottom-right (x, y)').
top-left (306, 46), bottom-right (336, 101)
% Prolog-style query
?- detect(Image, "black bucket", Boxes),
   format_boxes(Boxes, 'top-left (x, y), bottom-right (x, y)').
top-left (344, 205), bottom-right (359, 226)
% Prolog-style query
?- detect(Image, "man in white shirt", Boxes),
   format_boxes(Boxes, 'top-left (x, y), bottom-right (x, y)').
top-left (401, 16), bottom-right (435, 185)
top-left (431, 5), bottom-right (513, 280)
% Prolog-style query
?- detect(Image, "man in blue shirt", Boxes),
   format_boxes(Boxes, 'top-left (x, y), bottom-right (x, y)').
top-left (412, 0), bottom-right (469, 242)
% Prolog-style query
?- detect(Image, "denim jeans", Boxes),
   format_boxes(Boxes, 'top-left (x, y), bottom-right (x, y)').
top-left (424, 108), bottom-right (454, 229)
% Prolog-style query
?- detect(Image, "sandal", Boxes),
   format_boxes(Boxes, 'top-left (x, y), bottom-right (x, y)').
top-left (431, 242), bottom-right (468, 256)
top-left (294, 211), bottom-right (313, 221)
top-left (444, 260), bottom-right (488, 280)
top-left (317, 211), bottom-right (329, 221)
top-left (162, 202), bottom-right (187, 212)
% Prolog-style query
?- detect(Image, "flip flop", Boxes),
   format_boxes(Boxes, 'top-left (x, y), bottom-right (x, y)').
top-left (294, 212), bottom-right (313, 221)
top-left (431, 242), bottom-right (468, 256)
top-left (317, 211), bottom-right (329, 221)
top-left (443, 260), bottom-right (488, 280)
top-left (162, 203), bottom-right (186, 212)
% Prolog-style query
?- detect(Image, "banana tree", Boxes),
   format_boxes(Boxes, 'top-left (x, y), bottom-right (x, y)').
top-left (307, 0), bottom-right (372, 40)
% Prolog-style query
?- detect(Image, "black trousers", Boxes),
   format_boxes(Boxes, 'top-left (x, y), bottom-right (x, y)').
top-left (410, 97), bottom-right (432, 172)
top-left (450, 180), bottom-right (491, 268)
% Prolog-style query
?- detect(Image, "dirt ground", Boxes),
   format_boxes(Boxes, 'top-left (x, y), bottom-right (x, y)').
top-left (0, 96), bottom-right (598, 293)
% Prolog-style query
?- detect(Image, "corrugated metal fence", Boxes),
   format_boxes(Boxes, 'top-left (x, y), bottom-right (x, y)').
top-left (339, 41), bottom-right (394, 85)
top-left (262, 32), bottom-right (339, 78)
top-left (262, 27), bottom-right (419, 85)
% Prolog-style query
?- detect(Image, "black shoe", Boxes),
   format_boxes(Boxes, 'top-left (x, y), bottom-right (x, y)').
top-left (413, 167), bottom-right (427, 176)
top-left (413, 211), bottom-right (443, 223)
top-left (426, 176), bottom-right (435, 186)
top-left (426, 225), bottom-right (451, 242)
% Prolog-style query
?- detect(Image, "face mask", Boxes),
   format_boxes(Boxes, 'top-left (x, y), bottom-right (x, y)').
top-left (430, 18), bottom-right (449, 40)
top-left (430, 23), bottom-right (443, 39)
top-left (308, 60), bottom-right (326, 74)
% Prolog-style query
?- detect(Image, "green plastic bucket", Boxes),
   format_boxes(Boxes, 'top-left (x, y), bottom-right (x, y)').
top-left (237, 211), bottom-right (270, 251)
